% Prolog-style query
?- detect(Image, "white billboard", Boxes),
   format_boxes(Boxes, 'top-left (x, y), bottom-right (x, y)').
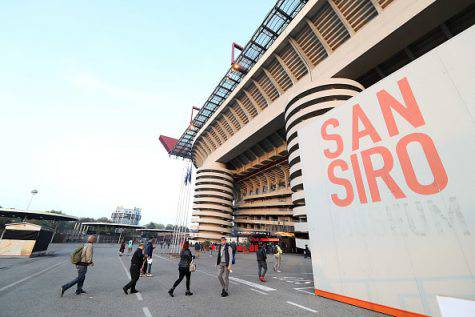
top-left (299, 26), bottom-right (475, 317)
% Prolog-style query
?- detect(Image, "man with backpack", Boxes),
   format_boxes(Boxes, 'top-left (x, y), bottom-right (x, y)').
top-left (60, 235), bottom-right (95, 297)
top-left (194, 241), bottom-right (201, 257)
top-left (256, 242), bottom-right (267, 282)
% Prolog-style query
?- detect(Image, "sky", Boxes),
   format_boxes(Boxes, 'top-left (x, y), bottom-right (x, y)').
top-left (0, 1), bottom-right (274, 225)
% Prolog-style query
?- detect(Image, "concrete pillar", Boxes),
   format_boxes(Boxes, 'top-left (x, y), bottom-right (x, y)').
top-left (192, 162), bottom-right (234, 242)
top-left (284, 78), bottom-right (363, 248)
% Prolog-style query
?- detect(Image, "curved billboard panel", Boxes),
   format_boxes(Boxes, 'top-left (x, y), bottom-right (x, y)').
top-left (299, 27), bottom-right (475, 317)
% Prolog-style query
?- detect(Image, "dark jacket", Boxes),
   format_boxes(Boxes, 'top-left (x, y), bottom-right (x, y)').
top-left (178, 249), bottom-right (193, 269)
top-left (256, 246), bottom-right (267, 262)
top-left (230, 242), bottom-right (237, 256)
top-left (217, 243), bottom-right (232, 265)
top-left (131, 248), bottom-right (144, 269)
top-left (145, 242), bottom-right (154, 257)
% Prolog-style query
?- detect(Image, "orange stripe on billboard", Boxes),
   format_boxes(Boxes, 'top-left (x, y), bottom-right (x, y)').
top-left (314, 289), bottom-right (429, 317)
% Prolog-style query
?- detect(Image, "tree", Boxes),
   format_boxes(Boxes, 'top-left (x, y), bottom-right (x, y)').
top-left (96, 217), bottom-right (112, 223)
top-left (79, 217), bottom-right (95, 223)
top-left (145, 222), bottom-right (158, 229)
top-left (165, 224), bottom-right (175, 230)
top-left (163, 224), bottom-right (189, 232)
top-left (144, 222), bottom-right (167, 229)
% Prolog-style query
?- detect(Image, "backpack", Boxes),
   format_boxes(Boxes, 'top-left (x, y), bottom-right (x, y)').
top-left (71, 246), bottom-right (83, 264)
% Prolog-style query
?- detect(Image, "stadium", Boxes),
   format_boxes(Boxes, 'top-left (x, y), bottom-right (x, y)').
top-left (161, 0), bottom-right (474, 251)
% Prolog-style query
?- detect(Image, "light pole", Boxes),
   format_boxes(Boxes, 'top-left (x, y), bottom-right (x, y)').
top-left (26, 189), bottom-right (38, 211)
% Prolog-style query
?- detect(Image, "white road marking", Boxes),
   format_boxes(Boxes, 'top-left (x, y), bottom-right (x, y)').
top-left (249, 288), bottom-right (268, 295)
top-left (158, 256), bottom-right (270, 291)
top-left (287, 301), bottom-right (318, 313)
top-left (118, 256), bottom-right (142, 301)
top-left (196, 269), bottom-right (215, 278)
top-left (198, 268), bottom-right (242, 286)
top-left (143, 306), bottom-right (152, 317)
top-left (273, 276), bottom-right (313, 285)
top-left (0, 260), bottom-right (66, 292)
top-left (229, 277), bottom-right (276, 292)
top-left (294, 286), bottom-right (315, 295)
top-left (164, 260), bottom-right (239, 286)
top-left (156, 255), bottom-right (172, 262)
top-left (119, 256), bottom-right (131, 279)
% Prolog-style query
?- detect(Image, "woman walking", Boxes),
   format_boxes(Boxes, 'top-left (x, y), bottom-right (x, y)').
top-left (119, 240), bottom-right (126, 256)
top-left (273, 244), bottom-right (283, 273)
top-left (168, 241), bottom-right (194, 297)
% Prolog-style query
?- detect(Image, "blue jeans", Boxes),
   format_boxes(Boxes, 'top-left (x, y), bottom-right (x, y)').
top-left (63, 265), bottom-right (88, 293)
top-left (258, 261), bottom-right (267, 277)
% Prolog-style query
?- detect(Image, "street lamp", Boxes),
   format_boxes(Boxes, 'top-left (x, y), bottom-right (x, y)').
top-left (231, 42), bottom-right (249, 75)
top-left (26, 189), bottom-right (38, 211)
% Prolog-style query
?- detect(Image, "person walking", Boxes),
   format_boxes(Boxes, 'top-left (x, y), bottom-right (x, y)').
top-left (168, 241), bottom-right (194, 297)
top-left (217, 237), bottom-right (233, 297)
top-left (60, 235), bottom-right (95, 297)
top-left (194, 241), bottom-right (201, 258)
top-left (211, 243), bottom-right (216, 256)
top-left (230, 241), bottom-right (237, 264)
top-left (119, 240), bottom-right (126, 256)
top-left (257, 243), bottom-right (267, 282)
top-left (127, 240), bottom-right (133, 256)
top-left (144, 239), bottom-right (154, 277)
top-left (304, 244), bottom-right (311, 258)
top-left (123, 243), bottom-right (145, 294)
top-left (273, 244), bottom-right (283, 273)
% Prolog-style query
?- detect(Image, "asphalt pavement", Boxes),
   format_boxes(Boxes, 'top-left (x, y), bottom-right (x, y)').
top-left (0, 244), bottom-right (388, 317)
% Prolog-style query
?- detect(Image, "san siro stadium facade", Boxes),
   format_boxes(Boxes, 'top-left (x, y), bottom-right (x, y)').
top-left (161, 0), bottom-right (474, 250)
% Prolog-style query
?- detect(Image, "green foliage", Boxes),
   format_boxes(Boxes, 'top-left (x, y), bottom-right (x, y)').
top-left (145, 222), bottom-right (165, 229)
top-left (78, 217), bottom-right (95, 222)
top-left (163, 224), bottom-right (189, 232)
top-left (96, 217), bottom-right (112, 223)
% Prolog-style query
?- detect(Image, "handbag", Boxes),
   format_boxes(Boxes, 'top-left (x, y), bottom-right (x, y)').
top-left (189, 260), bottom-right (197, 272)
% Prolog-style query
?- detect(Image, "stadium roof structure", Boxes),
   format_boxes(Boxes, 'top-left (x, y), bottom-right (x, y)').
top-left (135, 228), bottom-right (174, 233)
top-left (168, 0), bottom-right (308, 159)
top-left (80, 222), bottom-right (145, 229)
top-left (159, 135), bottom-right (178, 154)
top-left (0, 208), bottom-right (78, 222)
